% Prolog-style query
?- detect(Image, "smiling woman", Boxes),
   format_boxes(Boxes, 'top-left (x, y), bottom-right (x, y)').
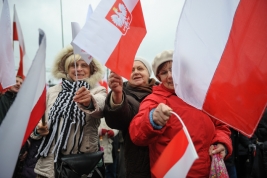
top-left (31, 44), bottom-right (107, 178)
top-left (103, 57), bottom-right (158, 177)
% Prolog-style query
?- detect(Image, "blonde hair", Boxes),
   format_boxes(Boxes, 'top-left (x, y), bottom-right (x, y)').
top-left (51, 45), bottom-right (104, 87)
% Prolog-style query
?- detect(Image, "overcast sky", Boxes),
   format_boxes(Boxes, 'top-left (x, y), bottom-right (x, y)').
top-left (0, 0), bottom-right (184, 83)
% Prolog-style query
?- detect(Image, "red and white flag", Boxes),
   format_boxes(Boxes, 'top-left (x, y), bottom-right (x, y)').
top-left (151, 112), bottom-right (198, 178)
top-left (0, 29), bottom-right (46, 177)
top-left (173, 0), bottom-right (267, 137)
top-left (73, 0), bottom-right (146, 79)
top-left (13, 5), bottom-right (29, 78)
top-left (0, 0), bottom-right (16, 90)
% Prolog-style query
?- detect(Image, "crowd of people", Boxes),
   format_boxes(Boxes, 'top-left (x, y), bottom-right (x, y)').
top-left (0, 45), bottom-right (266, 178)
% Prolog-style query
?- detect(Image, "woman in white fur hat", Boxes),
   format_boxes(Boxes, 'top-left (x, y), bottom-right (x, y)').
top-left (32, 45), bottom-right (107, 178)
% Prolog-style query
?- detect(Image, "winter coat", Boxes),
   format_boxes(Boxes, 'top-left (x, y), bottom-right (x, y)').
top-left (21, 138), bottom-right (42, 178)
top-left (98, 118), bottom-right (119, 164)
top-left (129, 84), bottom-right (232, 178)
top-left (33, 83), bottom-right (106, 178)
top-left (33, 54), bottom-right (106, 178)
top-left (104, 79), bottom-right (157, 178)
top-left (0, 91), bottom-right (17, 125)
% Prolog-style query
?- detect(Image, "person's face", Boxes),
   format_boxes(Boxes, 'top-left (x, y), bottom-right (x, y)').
top-left (129, 61), bottom-right (150, 87)
top-left (68, 60), bottom-right (90, 81)
top-left (10, 77), bottom-right (23, 93)
top-left (157, 61), bottom-right (174, 90)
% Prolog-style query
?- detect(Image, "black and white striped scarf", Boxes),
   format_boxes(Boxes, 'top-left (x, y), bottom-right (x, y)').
top-left (36, 78), bottom-right (90, 162)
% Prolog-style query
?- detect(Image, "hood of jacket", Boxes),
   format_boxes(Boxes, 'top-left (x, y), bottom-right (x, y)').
top-left (51, 45), bottom-right (105, 88)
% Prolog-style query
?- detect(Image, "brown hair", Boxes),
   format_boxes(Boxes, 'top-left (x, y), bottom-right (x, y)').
top-left (156, 61), bottom-right (172, 81)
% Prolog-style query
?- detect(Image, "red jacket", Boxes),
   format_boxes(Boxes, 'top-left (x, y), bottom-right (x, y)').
top-left (129, 84), bottom-right (232, 178)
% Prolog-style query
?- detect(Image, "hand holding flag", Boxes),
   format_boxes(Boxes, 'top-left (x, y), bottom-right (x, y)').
top-left (151, 111), bottom-right (198, 178)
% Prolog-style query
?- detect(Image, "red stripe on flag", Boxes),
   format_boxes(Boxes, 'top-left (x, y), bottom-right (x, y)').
top-left (13, 22), bottom-right (19, 41)
top-left (203, 0), bottom-right (267, 137)
top-left (105, 1), bottom-right (146, 79)
top-left (22, 87), bottom-right (46, 145)
top-left (17, 46), bottom-right (25, 79)
top-left (151, 128), bottom-right (188, 178)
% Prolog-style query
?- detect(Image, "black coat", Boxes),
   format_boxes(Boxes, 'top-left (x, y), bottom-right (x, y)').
top-left (251, 108), bottom-right (267, 178)
top-left (20, 138), bottom-right (42, 178)
top-left (104, 80), bottom-right (157, 178)
top-left (0, 91), bottom-right (17, 125)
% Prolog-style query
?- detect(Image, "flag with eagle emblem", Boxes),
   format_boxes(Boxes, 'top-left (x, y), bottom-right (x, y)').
top-left (73, 0), bottom-right (146, 79)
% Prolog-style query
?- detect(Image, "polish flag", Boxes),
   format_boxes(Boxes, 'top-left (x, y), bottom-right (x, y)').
top-left (173, 0), bottom-right (267, 137)
top-left (151, 112), bottom-right (198, 178)
top-left (0, 0), bottom-right (16, 90)
top-left (0, 29), bottom-right (46, 178)
top-left (13, 5), bottom-right (28, 79)
top-left (73, 0), bottom-right (146, 79)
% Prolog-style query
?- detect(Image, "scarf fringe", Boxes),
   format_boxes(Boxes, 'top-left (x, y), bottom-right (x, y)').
top-left (36, 79), bottom-right (89, 162)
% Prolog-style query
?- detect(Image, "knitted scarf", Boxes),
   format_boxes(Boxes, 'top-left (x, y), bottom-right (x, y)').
top-left (36, 78), bottom-right (90, 162)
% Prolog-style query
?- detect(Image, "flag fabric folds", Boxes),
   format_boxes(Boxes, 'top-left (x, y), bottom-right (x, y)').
top-left (151, 111), bottom-right (198, 178)
top-left (173, 0), bottom-right (267, 137)
top-left (0, 0), bottom-right (16, 90)
top-left (13, 5), bottom-right (27, 78)
top-left (71, 4), bottom-right (94, 65)
top-left (71, 22), bottom-right (93, 65)
top-left (73, 0), bottom-right (146, 79)
top-left (86, 4), bottom-right (93, 22)
top-left (0, 29), bottom-right (46, 178)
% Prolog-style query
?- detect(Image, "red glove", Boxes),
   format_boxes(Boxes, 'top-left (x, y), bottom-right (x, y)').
top-left (107, 130), bottom-right (114, 138)
top-left (101, 128), bottom-right (108, 135)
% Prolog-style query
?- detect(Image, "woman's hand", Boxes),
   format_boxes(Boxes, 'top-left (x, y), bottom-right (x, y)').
top-left (36, 122), bottom-right (49, 136)
top-left (74, 86), bottom-right (92, 107)
top-left (209, 143), bottom-right (227, 159)
top-left (153, 103), bottom-right (172, 126)
top-left (108, 71), bottom-right (123, 104)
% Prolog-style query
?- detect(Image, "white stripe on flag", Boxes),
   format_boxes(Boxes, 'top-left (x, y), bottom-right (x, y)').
top-left (0, 0), bottom-right (16, 88)
top-left (14, 5), bottom-right (26, 55)
top-left (72, 0), bottom-right (139, 65)
top-left (71, 22), bottom-right (93, 64)
top-left (14, 5), bottom-right (31, 77)
top-left (151, 111), bottom-right (198, 178)
top-left (173, 0), bottom-right (239, 109)
top-left (164, 133), bottom-right (198, 178)
top-left (0, 29), bottom-right (46, 178)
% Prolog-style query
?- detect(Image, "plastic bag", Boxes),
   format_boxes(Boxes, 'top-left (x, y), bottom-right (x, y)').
top-left (209, 153), bottom-right (229, 178)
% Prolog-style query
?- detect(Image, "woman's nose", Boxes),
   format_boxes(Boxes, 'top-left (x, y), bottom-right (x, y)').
top-left (167, 71), bottom-right (172, 78)
top-left (77, 65), bottom-right (82, 70)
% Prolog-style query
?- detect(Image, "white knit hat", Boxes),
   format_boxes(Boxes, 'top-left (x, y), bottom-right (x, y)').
top-left (134, 57), bottom-right (152, 76)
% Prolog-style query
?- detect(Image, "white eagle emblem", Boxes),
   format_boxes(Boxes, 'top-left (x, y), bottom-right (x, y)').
top-left (111, 3), bottom-right (131, 34)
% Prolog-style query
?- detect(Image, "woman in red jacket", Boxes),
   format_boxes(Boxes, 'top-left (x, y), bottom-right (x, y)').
top-left (129, 50), bottom-right (232, 178)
